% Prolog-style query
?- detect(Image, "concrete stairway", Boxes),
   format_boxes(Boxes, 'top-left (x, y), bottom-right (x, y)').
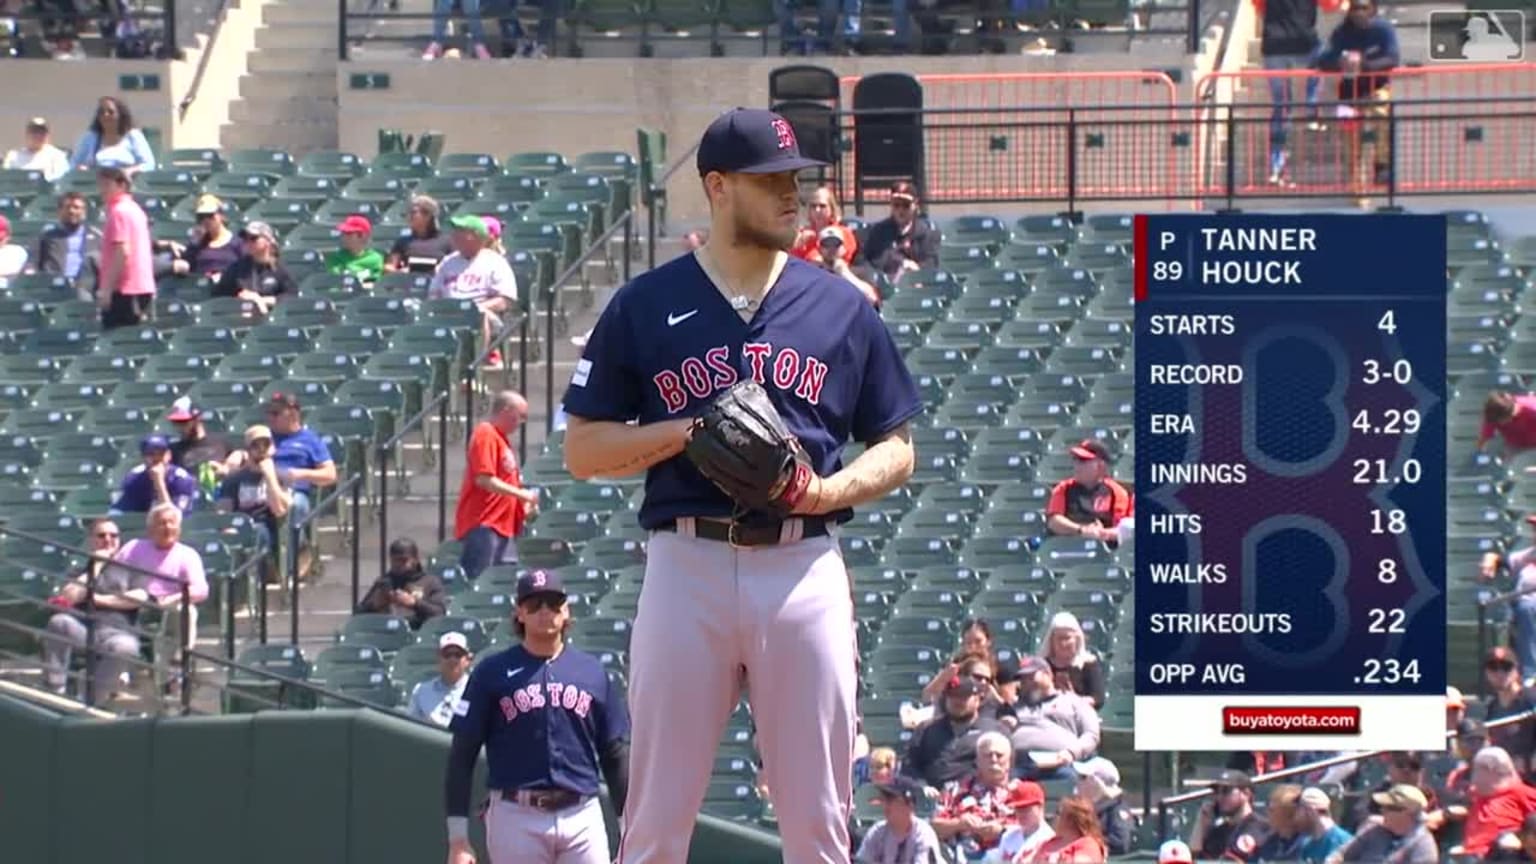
top-left (220, 0), bottom-right (340, 153)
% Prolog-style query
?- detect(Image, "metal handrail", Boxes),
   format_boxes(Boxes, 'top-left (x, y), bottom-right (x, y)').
top-left (541, 210), bottom-right (635, 437)
top-left (645, 138), bottom-right (702, 271)
top-left (285, 474), bottom-right (368, 644)
top-left (1154, 710), bottom-right (1536, 838)
top-left (176, 0), bottom-right (232, 121)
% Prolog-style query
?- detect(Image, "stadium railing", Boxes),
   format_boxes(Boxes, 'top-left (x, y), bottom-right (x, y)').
top-left (336, 0), bottom-right (1206, 59)
top-left (0, 524), bottom-right (202, 713)
top-left (0, 1), bottom-right (183, 59)
top-left (1153, 711), bottom-right (1534, 844)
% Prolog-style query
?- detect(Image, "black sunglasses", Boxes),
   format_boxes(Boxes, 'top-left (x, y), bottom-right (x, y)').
top-left (1488, 661), bottom-right (1517, 672)
top-left (519, 594), bottom-right (565, 612)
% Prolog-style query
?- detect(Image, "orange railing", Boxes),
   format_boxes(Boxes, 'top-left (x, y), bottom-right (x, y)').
top-left (826, 64), bottom-right (1536, 210)
top-left (835, 71), bottom-right (1183, 206)
top-left (1191, 62), bottom-right (1536, 202)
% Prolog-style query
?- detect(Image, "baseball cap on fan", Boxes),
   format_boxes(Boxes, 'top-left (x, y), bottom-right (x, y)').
top-left (696, 108), bottom-right (827, 176)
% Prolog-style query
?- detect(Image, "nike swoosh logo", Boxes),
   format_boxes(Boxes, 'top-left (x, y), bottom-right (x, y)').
top-left (506, 667), bottom-right (525, 678)
top-left (667, 310), bottom-right (699, 326)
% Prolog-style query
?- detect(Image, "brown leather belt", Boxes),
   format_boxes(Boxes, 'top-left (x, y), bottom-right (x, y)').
top-left (500, 788), bottom-right (587, 811)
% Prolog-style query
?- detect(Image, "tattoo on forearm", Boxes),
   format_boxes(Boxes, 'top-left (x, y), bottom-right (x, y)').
top-left (822, 427), bottom-right (914, 511)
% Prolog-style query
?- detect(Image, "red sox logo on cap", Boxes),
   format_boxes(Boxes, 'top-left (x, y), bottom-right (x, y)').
top-left (531, 571), bottom-right (547, 588)
top-left (771, 117), bottom-right (796, 151)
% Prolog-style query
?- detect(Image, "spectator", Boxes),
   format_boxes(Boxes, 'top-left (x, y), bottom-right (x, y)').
top-left (326, 215), bottom-right (385, 285)
top-left (1481, 392), bottom-right (1536, 455)
top-left (917, 618), bottom-right (998, 707)
top-left (933, 731), bottom-right (1035, 859)
top-left (809, 227), bottom-right (882, 307)
top-left (1072, 757), bottom-right (1133, 856)
top-left (0, 213), bottom-right (25, 278)
top-left (867, 746), bottom-right (899, 786)
top-left (111, 434), bottom-right (198, 515)
top-left (1329, 785), bottom-right (1437, 864)
top-left (1483, 646), bottom-right (1536, 774)
top-left (117, 504), bottom-right (210, 684)
top-left (793, 185), bottom-right (859, 265)
top-left (912, 652), bottom-right (1002, 729)
top-left (1254, 0), bottom-right (1324, 185)
top-left (902, 676), bottom-right (1007, 790)
top-left (407, 632), bottom-right (473, 727)
top-left (1297, 787), bottom-right (1354, 862)
top-left (214, 221), bottom-right (297, 315)
top-left (95, 165), bottom-right (155, 329)
top-left (1449, 686), bottom-right (1468, 732)
top-left (3, 116), bottom-right (70, 181)
top-left (483, 216), bottom-right (505, 256)
top-left (1035, 796), bottom-right (1108, 863)
top-left (855, 776), bottom-right (946, 864)
top-left (215, 423), bottom-right (292, 567)
top-left (428, 213), bottom-right (518, 371)
top-left (1353, 752), bottom-right (1441, 832)
top-left (423, 0), bottom-right (491, 60)
top-left (1046, 439), bottom-right (1133, 542)
top-left (38, 519), bottom-right (136, 701)
top-left (1190, 770), bottom-right (1270, 862)
top-left (167, 194), bottom-right (243, 281)
top-left (1159, 839), bottom-right (1195, 864)
top-left (167, 397), bottom-right (236, 484)
top-left (1444, 719), bottom-right (1489, 817)
top-left (1041, 612), bottom-right (1106, 708)
top-left (1313, 0), bottom-right (1399, 201)
top-left (385, 195), bottom-right (454, 274)
top-left (1008, 656), bottom-right (1101, 779)
top-left (30, 191), bottom-right (100, 289)
top-left (454, 390), bottom-right (537, 583)
top-left (859, 181), bottom-right (939, 282)
top-left (1463, 747), bottom-right (1536, 858)
top-left (494, 0), bottom-right (561, 58)
top-left (265, 391), bottom-right (338, 534)
top-left (1256, 784), bottom-right (1306, 860)
top-left (357, 537), bottom-right (448, 630)
top-left (1484, 519), bottom-right (1536, 677)
top-left (68, 96), bottom-right (157, 175)
top-left (1488, 811), bottom-right (1536, 863)
top-left (993, 781), bottom-right (1056, 863)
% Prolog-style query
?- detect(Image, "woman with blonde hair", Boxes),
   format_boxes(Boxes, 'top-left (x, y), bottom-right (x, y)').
top-left (792, 184), bottom-right (858, 265)
top-left (1041, 611), bottom-right (1106, 708)
top-left (1031, 796), bottom-right (1108, 863)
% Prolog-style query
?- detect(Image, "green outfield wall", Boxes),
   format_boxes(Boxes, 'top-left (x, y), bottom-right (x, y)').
top-left (0, 694), bottom-right (783, 864)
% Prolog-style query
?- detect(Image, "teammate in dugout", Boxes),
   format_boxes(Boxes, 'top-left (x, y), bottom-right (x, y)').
top-left (445, 569), bottom-right (630, 864)
top-left (559, 107), bottom-right (923, 863)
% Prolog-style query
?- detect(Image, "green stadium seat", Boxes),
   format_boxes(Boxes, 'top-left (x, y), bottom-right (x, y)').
top-left (343, 175), bottom-right (411, 203)
top-left (317, 667), bottom-right (400, 710)
top-left (574, 151), bottom-right (638, 181)
top-left (436, 152), bottom-right (502, 178)
top-left (505, 152), bottom-right (572, 177)
top-left (579, 536), bottom-right (647, 570)
top-left (337, 614), bottom-right (415, 654)
top-left (61, 354), bottom-right (138, 385)
top-left (226, 148), bottom-right (297, 178)
top-left (418, 615), bottom-right (493, 653)
top-left (529, 509), bottom-right (606, 542)
top-left (2, 407), bottom-right (81, 437)
top-left (296, 150), bottom-right (365, 180)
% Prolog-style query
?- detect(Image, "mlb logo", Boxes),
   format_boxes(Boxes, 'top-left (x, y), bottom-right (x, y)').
top-left (1427, 10), bottom-right (1524, 61)
top-left (771, 117), bottom-right (797, 150)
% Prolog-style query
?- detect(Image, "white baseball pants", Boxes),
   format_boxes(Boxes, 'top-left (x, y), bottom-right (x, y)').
top-left (618, 522), bottom-right (857, 864)
top-left (485, 794), bottom-right (610, 864)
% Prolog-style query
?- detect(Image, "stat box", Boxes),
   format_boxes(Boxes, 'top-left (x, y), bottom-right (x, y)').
top-left (1427, 10), bottom-right (1525, 61)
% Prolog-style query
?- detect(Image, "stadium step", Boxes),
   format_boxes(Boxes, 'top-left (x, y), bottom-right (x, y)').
top-left (221, 0), bottom-right (341, 153)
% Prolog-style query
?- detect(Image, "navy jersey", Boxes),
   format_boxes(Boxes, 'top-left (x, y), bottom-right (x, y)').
top-left (449, 643), bottom-right (629, 796)
top-left (561, 252), bottom-right (923, 529)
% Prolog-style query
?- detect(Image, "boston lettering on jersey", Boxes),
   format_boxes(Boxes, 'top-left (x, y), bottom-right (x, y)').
top-left (499, 680), bottom-right (595, 722)
top-left (562, 253), bottom-right (924, 530)
top-left (653, 342), bottom-right (830, 411)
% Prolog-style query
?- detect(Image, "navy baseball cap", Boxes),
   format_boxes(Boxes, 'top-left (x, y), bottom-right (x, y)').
top-left (140, 434), bottom-right (171, 454)
top-left (871, 776), bottom-right (924, 805)
top-left (696, 108), bottom-right (827, 177)
top-left (516, 569), bottom-right (566, 601)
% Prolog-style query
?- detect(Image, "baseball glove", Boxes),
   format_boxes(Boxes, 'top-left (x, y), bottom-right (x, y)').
top-left (685, 380), bottom-right (814, 515)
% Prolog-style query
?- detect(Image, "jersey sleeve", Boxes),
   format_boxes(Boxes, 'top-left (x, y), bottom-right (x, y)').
top-left (850, 302), bottom-right (924, 443)
top-left (447, 663), bottom-right (494, 745)
top-left (466, 425), bottom-right (499, 478)
top-left (1046, 480), bottom-right (1070, 517)
top-left (561, 287), bottom-right (642, 422)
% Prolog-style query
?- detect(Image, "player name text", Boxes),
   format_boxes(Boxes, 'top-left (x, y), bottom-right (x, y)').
top-left (1148, 612), bottom-right (1293, 634)
top-left (1200, 227), bottom-right (1318, 252)
top-left (1202, 260), bottom-right (1302, 285)
top-left (1147, 562), bottom-right (1228, 584)
top-left (1149, 463), bottom-right (1248, 484)
top-left (1148, 364), bottom-right (1244, 384)
top-left (1147, 314), bottom-right (1237, 335)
